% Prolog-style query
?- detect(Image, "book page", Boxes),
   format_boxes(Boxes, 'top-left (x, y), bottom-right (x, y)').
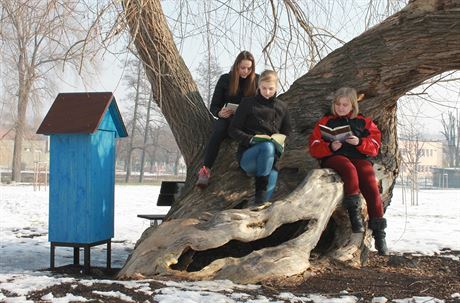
top-left (320, 132), bottom-right (334, 142)
top-left (253, 134), bottom-right (271, 140)
top-left (334, 131), bottom-right (353, 142)
top-left (224, 103), bottom-right (239, 111)
top-left (319, 124), bottom-right (332, 132)
top-left (270, 133), bottom-right (286, 145)
top-left (319, 124), bottom-right (352, 142)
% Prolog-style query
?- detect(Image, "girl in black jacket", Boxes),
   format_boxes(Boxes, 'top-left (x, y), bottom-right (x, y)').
top-left (229, 70), bottom-right (291, 205)
top-left (196, 51), bottom-right (258, 188)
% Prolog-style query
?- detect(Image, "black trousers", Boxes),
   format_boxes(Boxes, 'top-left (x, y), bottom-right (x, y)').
top-left (203, 118), bottom-right (232, 168)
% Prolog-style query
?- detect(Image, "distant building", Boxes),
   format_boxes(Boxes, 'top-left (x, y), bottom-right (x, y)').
top-left (398, 139), bottom-right (444, 180)
top-left (0, 128), bottom-right (49, 171)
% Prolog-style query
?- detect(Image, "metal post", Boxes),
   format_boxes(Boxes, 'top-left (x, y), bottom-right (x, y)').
top-left (33, 162), bottom-right (38, 191)
top-left (73, 247), bottom-right (80, 265)
top-left (107, 240), bottom-right (111, 270)
top-left (84, 245), bottom-right (90, 274)
top-left (50, 243), bottom-right (55, 269)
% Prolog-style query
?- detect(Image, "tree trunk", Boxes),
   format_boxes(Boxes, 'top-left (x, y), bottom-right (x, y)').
top-left (139, 92), bottom-right (153, 183)
top-left (125, 62), bottom-right (142, 183)
top-left (12, 53), bottom-right (32, 182)
top-left (12, 97), bottom-right (27, 182)
top-left (119, 0), bottom-right (460, 282)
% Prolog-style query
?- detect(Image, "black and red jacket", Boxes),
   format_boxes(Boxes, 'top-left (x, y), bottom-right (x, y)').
top-left (309, 113), bottom-right (381, 161)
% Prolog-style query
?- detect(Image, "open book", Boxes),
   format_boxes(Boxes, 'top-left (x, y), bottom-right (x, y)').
top-left (252, 133), bottom-right (286, 155)
top-left (319, 124), bottom-right (353, 142)
top-left (224, 102), bottom-right (239, 111)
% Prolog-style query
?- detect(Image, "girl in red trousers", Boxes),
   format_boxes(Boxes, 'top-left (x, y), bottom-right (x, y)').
top-left (309, 87), bottom-right (388, 256)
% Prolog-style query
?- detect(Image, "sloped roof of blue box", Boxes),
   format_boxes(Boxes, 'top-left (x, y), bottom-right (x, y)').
top-left (37, 92), bottom-right (128, 137)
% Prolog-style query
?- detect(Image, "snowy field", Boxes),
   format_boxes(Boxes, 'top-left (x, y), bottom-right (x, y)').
top-left (0, 184), bottom-right (459, 302)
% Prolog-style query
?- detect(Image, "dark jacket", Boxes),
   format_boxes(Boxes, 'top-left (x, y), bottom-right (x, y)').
top-left (309, 113), bottom-right (381, 161)
top-left (229, 93), bottom-right (291, 160)
top-left (209, 73), bottom-right (258, 117)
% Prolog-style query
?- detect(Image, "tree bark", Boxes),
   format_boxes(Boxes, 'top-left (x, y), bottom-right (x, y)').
top-left (119, 0), bottom-right (460, 282)
top-left (12, 54), bottom-right (32, 182)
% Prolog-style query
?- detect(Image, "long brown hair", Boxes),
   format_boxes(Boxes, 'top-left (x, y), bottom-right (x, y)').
top-left (229, 51), bottom-right (257, 97)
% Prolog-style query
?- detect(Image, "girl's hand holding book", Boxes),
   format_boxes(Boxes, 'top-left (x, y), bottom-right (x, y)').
top-left (330, 141), bottom-right (342, 151)
top-left (218, 107), bottom-right (234, 118)
top-left (345, 135), bottom-right (359, 146)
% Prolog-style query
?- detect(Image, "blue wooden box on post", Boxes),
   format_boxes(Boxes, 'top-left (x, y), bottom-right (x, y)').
top-left (37, 92), bottom-right (127, 274)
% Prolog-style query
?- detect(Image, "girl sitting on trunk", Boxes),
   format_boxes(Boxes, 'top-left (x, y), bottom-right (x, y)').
top-left (308, 87), bottom-right (389, 256)
top-left (229, 70), bottom-right (291, 205)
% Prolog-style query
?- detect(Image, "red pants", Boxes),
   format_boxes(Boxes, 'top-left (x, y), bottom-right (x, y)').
top-left (322, 155), bottom-right (384, 219)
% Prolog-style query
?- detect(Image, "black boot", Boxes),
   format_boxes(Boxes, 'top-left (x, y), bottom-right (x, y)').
top-left (254, 176), bottom-right (269, 205)
top-left (369, 218), bottom-right (389, 256)
top-left (343, 195), bottom-right (365, 233)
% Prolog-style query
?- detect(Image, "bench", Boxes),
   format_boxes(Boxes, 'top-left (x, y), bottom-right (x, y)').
top-left (137, 181), bottom-right (185, 226)
top-left (136, 214), bottom-right (166, 227)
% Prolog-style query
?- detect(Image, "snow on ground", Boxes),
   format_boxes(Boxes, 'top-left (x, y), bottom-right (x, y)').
top-left (386, 188), bottom-right (460, 255)
top-left (0, 184), bottom-right (459, 302)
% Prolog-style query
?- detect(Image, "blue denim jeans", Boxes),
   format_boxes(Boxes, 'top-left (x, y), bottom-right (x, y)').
top-left (240, 141), bottom-right (279, 200)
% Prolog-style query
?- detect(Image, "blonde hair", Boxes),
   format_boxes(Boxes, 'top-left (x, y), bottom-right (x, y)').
top-left (331, 87), bottom-right (359, 118)
top-left (258, 70), bottom-right (278, 86)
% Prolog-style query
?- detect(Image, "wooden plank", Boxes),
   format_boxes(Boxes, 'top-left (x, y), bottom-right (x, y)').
top-left (49, 134), bottom-right (91, 243)
top-left (88, 129), bottom-right (115, 242)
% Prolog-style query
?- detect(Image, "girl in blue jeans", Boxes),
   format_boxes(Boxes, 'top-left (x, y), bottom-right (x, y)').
top-left (229, 70), bottom-right (291, 204)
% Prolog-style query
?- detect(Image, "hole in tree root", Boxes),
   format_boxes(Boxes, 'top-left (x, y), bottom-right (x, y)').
top-left (311, 217), bottom-right (336, 258)
top-left (170, 219), bottom-right (309, 272)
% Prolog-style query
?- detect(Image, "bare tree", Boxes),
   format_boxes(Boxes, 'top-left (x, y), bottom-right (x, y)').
top-left (159, 1), bottom-right (405, 91)
top-left (116, 0), bottom-right (460, 282)
top-left (194, 1), bottom-right (223, 108)
top-left (125, 60), bottom-right (143, 183)
top-left (396, 93), bottom-right (429, 206)
top-left (139, 92), bottom-right (154, 182)
top-left (119, 56), bottom-right (175, 182)
top-left (195, 56), bottom-right (223, 108)
top-left (0, 0), bottom-right (99, 181)
top-left (441, 111), bottom-right (460, 167)
top-left (398, 135), bottom-right (425, 206)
